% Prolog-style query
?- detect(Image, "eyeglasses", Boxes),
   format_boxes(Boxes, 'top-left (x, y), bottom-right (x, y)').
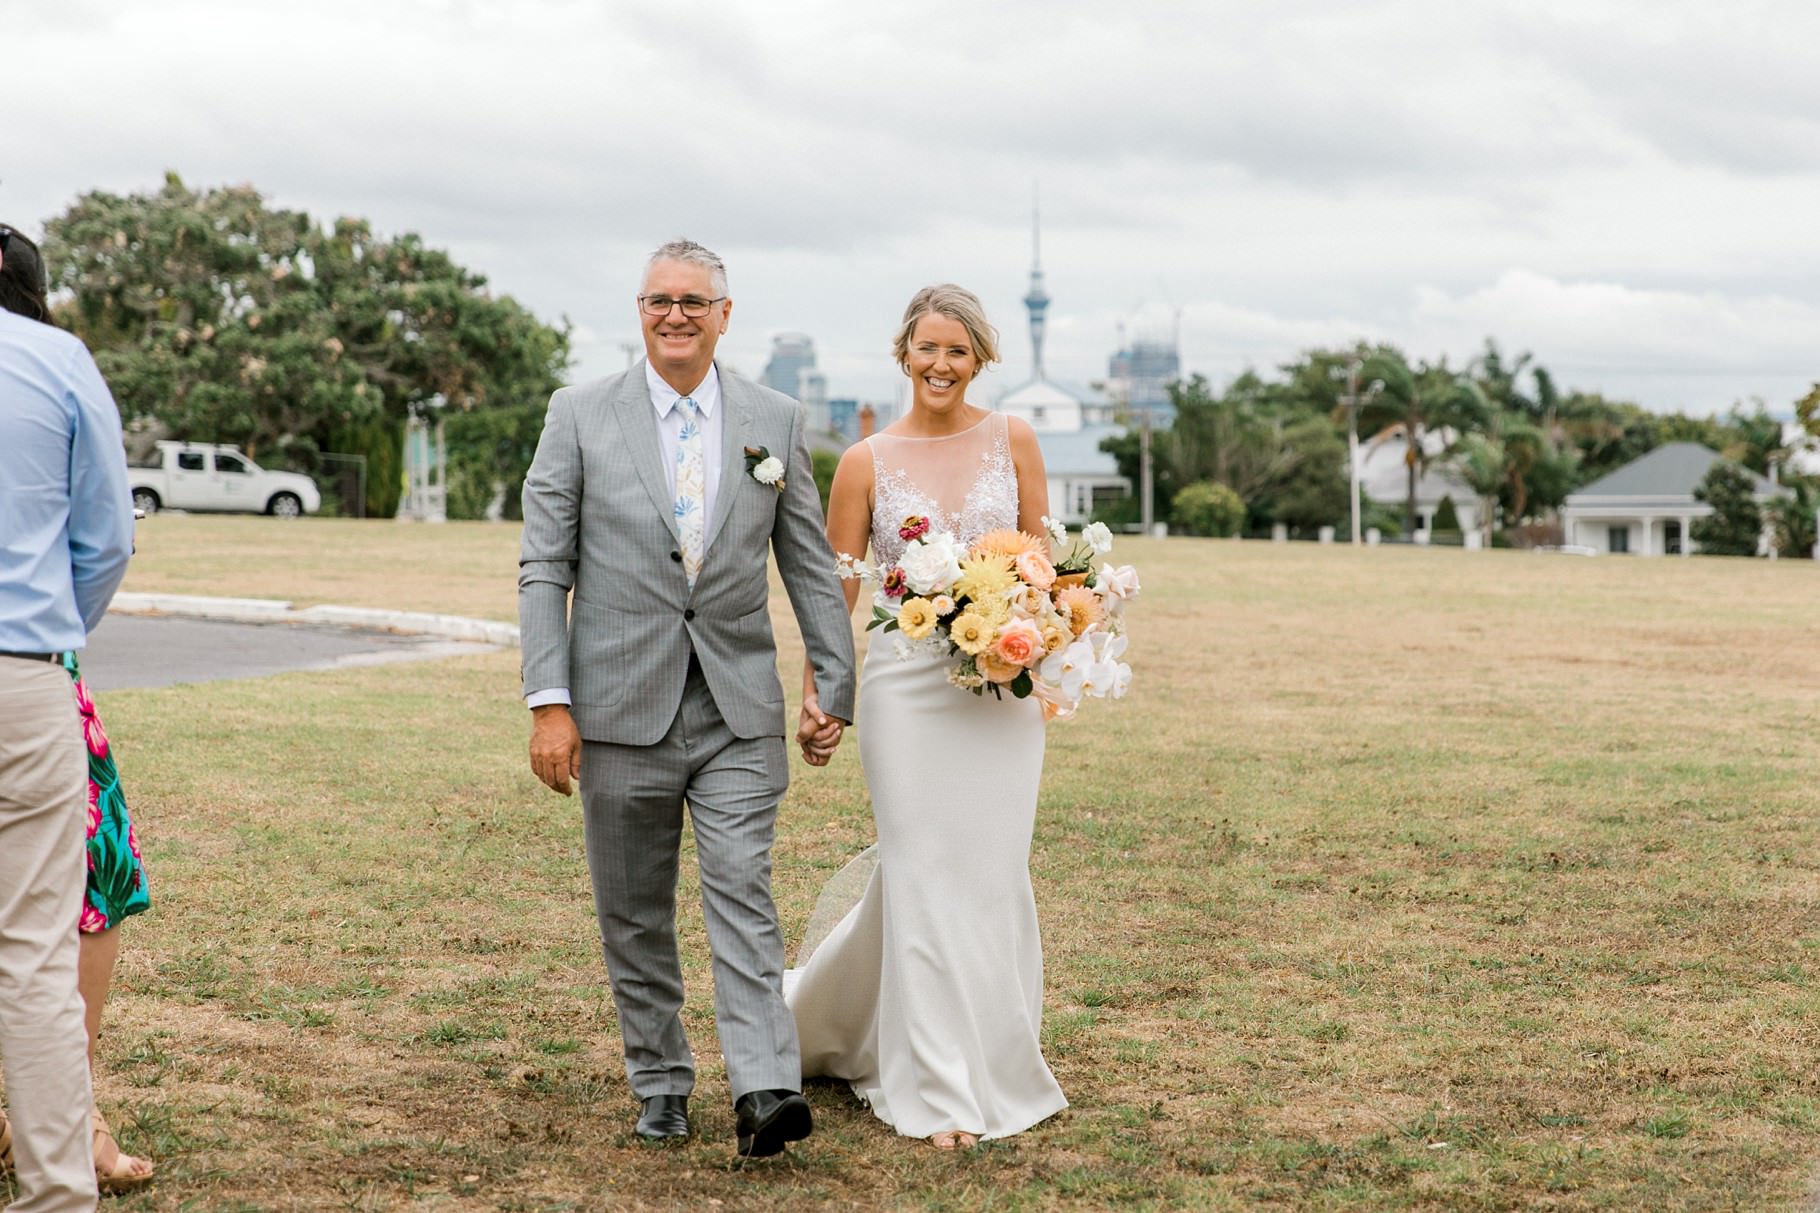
top-left (639, 294), bottom-right (726, 318)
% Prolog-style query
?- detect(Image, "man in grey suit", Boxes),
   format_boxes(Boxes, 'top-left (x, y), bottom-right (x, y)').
top-left (519, 239), bottom-right (856, 1157)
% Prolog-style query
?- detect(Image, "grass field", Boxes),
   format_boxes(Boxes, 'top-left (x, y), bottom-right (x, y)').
top-left (8, 514), bottom-right (1820, 1211)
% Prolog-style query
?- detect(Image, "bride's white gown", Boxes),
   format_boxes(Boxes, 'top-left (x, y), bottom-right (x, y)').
top-left (785, 413), bottom-right (1067, 1140)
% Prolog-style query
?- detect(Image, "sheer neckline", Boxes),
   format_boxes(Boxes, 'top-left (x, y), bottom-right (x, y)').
top-left (875, 413), bottom-right (993, 442)
top-left (867, 413), bottom-right (1018, 567)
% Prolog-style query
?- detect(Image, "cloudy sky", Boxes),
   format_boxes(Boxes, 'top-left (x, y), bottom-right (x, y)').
top-left (8, 0), bottom-right (1818, 414)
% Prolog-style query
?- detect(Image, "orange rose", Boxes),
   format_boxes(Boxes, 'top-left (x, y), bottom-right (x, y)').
top-left (992, 618), bottom-right (1044, 668)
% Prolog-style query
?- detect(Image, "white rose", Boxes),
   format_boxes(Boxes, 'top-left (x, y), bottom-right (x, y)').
top-left (1082, 521), bottom-right (1114, 553)
top-left (898, 531), bottom-right (962, 595)
top-left (753, 456), bottom-right (785, 485)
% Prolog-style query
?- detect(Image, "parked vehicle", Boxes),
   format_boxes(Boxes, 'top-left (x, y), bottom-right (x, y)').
top-left (128, 442), bottom-right (321, 518)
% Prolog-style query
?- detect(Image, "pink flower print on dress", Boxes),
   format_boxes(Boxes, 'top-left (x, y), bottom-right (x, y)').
top-left (80, 903), bottom-right (110, 933)
top-left (81, 706), bottom-right (109, 759)
top-left (86, 781), bottom-right (102, 837)
top-left (127, 824), bottom-right (143, 860)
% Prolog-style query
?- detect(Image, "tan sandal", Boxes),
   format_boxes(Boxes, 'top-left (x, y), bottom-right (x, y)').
top-left (91, 1110), bottom-right (155, 1195)
top-left (928, 1130), bottom-right (980, 1150)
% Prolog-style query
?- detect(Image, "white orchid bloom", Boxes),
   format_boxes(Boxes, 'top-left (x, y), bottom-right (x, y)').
top-left (1040, 638), bottom-right (1094, 701)
top-left (1082, 521), bottom-right (1114, 553)
top-left (1088, 630), bottom-right (1128, 662)
top-left (1042, 514), bottom-right (1069, 546)
top-left (1107, 661), bottom-right (1133, 699)
top-left (1081, 657), bottom-right (1123, 698)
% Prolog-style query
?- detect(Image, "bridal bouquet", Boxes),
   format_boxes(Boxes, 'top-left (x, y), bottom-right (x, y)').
top-left (836, 515), bottom-right (1139, 720)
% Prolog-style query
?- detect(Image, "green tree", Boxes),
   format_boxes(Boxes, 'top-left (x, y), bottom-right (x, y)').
top-left (1690, 462), bottom-right (1765, 556)
top-left (811, 448), bottom-right (840, 513)
top-left (1172, 481), bottom-right (1246, 537)
top-left (1795, 384), bottom-right (1820, 443)
top-left (1356, 352), bottom-right (1490, 533)
top-left (1767, 478), bottom-right (1818, 559)
top-left (45, 172), bottom-right (569, 518)
top-left (1251, 416), bottom-right (1349, 533)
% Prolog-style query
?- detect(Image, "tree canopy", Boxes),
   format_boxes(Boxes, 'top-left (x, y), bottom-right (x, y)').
top-left (45, 173), bottom-right (569, 518)
top-left (1098, 334), bottom-right (1810, 553)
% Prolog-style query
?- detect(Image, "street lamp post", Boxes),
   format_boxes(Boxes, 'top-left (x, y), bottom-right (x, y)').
top-left (1340, 359), bottom-right (1382, 547)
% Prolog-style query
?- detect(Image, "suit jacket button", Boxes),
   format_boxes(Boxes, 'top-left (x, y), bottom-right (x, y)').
top-left (684, 608), bottom-right (695, 621)
top-left (670, 550), bottom-right (682, 562)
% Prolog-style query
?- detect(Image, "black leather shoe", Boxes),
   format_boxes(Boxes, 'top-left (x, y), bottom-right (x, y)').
top-left (635, 1093), bottom-right (690, 1141)
top-left (734, 1089), bottom-right (812, 1158)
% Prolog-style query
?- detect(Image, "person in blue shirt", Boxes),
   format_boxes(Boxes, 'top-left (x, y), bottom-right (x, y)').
top-left (0, 222), bottom-right (134, 1210)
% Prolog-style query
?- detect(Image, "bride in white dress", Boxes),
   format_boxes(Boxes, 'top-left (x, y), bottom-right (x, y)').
top-left (788, 284), bottom-right (1067, 1149)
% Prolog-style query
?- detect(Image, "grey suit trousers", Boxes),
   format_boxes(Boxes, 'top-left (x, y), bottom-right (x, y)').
top-left (578, 660), bottom-right (797, 1101)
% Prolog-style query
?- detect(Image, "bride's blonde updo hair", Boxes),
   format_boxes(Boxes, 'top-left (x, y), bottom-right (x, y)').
top-left (892, 284), bottom-right (999, 380)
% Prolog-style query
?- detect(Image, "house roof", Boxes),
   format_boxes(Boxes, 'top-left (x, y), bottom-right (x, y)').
top-left (1355, 435), bottom-right (1475, 508)
top-left (1565, 443), bottom-right (1780, 504)
top-left (996, 377), bottom-right (1110, 407)
top-left (1035, 424), bottom-right (1128, 477)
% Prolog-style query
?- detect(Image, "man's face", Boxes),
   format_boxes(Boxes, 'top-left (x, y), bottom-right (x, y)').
top-left (640, 259), bottom-right (729, 377)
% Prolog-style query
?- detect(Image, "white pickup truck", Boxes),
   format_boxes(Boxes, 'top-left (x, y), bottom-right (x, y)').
top-left (128, 442), bottom-right (322, 518)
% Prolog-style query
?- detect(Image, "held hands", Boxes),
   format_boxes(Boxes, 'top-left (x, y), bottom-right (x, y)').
top-left (529, 704), bottom-right (583, 795)
top-left (797, 693), bottom-right (847, 767)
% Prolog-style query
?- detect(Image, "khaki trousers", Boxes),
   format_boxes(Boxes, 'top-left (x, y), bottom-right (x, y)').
top-left (0, 658), bottom-right (97, 1213)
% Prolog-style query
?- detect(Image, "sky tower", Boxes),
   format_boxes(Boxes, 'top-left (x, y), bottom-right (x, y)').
top-left (1022, 199), bottom-right (1050, 382)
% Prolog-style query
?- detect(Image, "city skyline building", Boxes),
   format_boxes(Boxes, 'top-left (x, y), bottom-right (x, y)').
top-left (760, 332), bottom-right (834, 432)
top-left (1105, 325), bottom-right (1181, 428)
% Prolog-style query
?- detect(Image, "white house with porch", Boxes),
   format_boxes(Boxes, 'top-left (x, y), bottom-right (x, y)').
top-left (1559, 443), bottom-right (1781, 556)
top-left (1355, 430), bottom-right (1483, 540)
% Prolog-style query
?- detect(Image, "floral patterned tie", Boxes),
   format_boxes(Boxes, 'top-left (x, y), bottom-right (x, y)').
top-left (674, 396), bottom-right (706, 586)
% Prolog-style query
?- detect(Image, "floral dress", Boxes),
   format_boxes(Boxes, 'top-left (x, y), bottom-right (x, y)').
top-left (60, 652), bottom-right (150, 933)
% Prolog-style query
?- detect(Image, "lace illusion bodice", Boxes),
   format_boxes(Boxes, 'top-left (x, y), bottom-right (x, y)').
top-left (868, 413), bottom-right (1019, 566)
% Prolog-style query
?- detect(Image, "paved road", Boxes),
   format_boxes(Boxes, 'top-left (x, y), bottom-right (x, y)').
top-left (78, 614), bottom-right (497, 691)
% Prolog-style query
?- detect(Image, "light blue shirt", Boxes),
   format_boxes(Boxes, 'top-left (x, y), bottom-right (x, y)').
top-left (525, 361), bottom-right (723, 709)
top-left (0, 310), bottom-right (134, 653)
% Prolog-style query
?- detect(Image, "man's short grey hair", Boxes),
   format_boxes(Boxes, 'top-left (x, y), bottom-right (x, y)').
top-left (646, 239), bottom-right (728, 297)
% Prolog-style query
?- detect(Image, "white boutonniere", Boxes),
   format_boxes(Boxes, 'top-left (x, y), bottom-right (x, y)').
top-left (744, 445), bottom-right (786, 491)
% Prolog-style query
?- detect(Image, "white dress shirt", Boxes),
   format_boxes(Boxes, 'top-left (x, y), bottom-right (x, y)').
top-left (645, 359), bottom-right (724, 522)
top-left (526, 361), bottom-right (723, 710)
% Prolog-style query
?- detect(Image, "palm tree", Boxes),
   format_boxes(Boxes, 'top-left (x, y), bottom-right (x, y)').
top-left (1357, 352), bottom-right (1490, 534)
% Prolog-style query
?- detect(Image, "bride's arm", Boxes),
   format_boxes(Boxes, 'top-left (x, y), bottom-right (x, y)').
top-left (799, 444), bottom-right (873, 763)
top-left (1006, 416), bottom-right (1052, 539)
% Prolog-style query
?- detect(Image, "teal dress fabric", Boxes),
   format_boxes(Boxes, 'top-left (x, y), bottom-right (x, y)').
top-left (61, 652), bottom-right (151, 932)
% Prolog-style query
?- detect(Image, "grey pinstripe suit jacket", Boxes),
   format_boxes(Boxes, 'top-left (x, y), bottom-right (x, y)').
top-left (518, 363), bottom-right (856, 746)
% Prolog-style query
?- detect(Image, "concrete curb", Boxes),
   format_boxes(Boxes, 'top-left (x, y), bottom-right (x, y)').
top-left (108, 592), bottom-right (521, 648)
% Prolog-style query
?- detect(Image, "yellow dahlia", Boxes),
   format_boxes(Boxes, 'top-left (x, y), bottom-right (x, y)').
top-left (954, 552), bottom-right (1017, 604)
top-left (967, 590), bottom-right (1011, 625)
top-left (949, 611), bottom-right (996, 656)
top-left (897, 596), bottom-right (937, 640)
